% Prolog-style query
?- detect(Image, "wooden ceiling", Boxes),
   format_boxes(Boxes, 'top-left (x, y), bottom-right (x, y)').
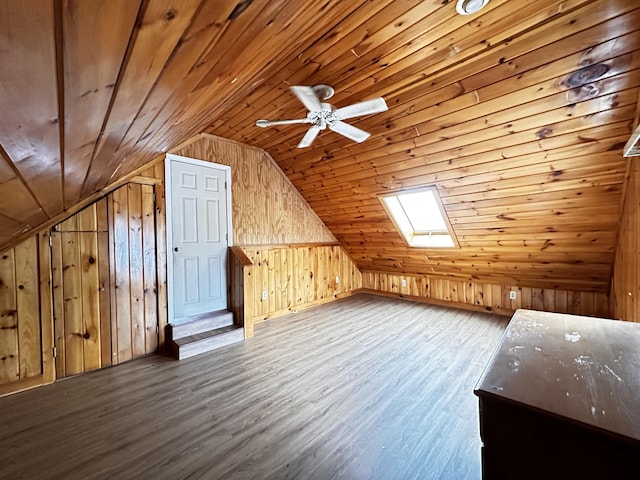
top-left (1, 0), bottom-right (639, 292)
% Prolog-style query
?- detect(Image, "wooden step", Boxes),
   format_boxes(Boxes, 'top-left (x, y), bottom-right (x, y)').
top-left (170, 325), bottom-right (244, 360)
top-left (169, 310), bottom-right (234, 340)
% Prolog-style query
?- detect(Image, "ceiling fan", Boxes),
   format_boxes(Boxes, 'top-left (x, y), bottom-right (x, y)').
top-left (255, 84), bottom-right (388, 148)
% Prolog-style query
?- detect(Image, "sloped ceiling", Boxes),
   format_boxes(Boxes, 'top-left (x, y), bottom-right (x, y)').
top-left (0, 0), bottom-right (638, 292)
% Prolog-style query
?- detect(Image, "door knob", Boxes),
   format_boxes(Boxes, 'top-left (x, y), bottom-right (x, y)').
top-left (174, 247), bottom-right (180, 252)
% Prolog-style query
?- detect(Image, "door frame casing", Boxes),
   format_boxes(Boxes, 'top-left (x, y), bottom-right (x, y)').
top-left (165, 153), bottom-right (233, 325)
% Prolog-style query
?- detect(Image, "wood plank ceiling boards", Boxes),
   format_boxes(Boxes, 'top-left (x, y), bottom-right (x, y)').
top-left (0, 0), bottom-right (638, 293)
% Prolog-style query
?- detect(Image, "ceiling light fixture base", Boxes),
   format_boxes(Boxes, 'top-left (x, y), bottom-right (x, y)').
top-left (456, 0), bottom-right (490, 15)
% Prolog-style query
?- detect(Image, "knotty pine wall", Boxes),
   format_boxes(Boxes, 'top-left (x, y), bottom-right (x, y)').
top-left (0, 233), bottom-right (55, 396)
top-left (171, 134), bottom-right (362, 331)
top-left (52, 200), bottom-right (111, 378)
top-left (0, 163), bottom-right (165, 395)
top-left (51, 182), bottom-right (161, 380)
top-left (611, 159), bottom-right (640, 322)
top-left (172, 134), bottom-right (336, 245)
top-left (241, 245), bottom-right (361, 335)
top-left (362, 272), bottom-right (610, 319)
top-left (172, 134), bottom-right (613, 322)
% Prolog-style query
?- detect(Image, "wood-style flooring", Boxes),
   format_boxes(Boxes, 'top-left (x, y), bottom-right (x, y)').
top-left (0, 293), bottom-right (508, 480)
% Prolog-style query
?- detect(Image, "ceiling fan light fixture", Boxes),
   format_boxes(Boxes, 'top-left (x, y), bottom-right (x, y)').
top-left (311, 84), bottom-right (335, 101)
top-left (456, 0), bottom-right (490, 15)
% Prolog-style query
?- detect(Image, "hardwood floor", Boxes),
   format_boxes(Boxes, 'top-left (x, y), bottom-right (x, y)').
top-left (0, 293), bottom-right (508, 480)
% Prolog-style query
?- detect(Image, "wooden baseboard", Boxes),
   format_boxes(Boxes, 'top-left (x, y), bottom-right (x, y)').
top-left (0, 374), bottom-right (52, 398)
top-left (359, 289), bottom-right (515, 317)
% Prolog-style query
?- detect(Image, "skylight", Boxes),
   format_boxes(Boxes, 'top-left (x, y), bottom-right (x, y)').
top-left (380, 187), bottom-right (457, 248)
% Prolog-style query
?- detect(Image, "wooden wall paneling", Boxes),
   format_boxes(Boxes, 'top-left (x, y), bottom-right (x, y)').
top-left (0, 249), bottom-right (19, 383)
top-left (361, 272), bottom-right (611, 318)
top-left (111, 186), bottom-right (132, 363)
top-left (612, 133), bottom-right (640, 321)
top-left (595, 293), bottom-right (611, 318)
top-left (239, 245), bottom-right (362, 328)
top-left (315, 248), bottom-right (324, 300)
top-left (52, 203), bottom-right (111, 377)
top-left (286, 247), bottom-right (294, 309)
top-left (279, 248), bottom-right (288, 310)
top-left (0, 235), bottom-right (55, 394)
top-left (228, 253), bottom-right (241, 326)
top-left (543, 289), bottom-right (555, 313)
top-left (229, 246), bottom-right (252, 331)
top-left (482, 283), bottom-right (493, 307)
top-left (491, 284), bottom-right (502, 309)
top-left (555, 290), bottom-right (568, 314)
top-left (269, 249), bottom-right (277, 313)
top-left (77, 205), bottom-right (101, 372)
top-left (37, 231), bottom-right (55, 385)
top-left (153, 162), bottom-right (168, 348)
top-left (568, 291), bottom-right (582, 315)
top-left (512, 287), bottom-right (526, 310)
top-left (61, 225), bottom-right (84, 375)
top-left (580, 292), bottom-right (595, 318)
top-left (96, 199), bottom-right (112, 368)
top-left (172, 136), bottom-right (336, 245)
top-left (50, 231), bottom-right (65, 378)
top-left (0, 0), bottom-right (638, 301)
top-left (295, 247), bottom-right (304, 304)
top-left (142, 184), bottom-right (158, 353)
top-left (304, 247), bottom-right (313, 304)
top-left (532, 288), bottom-right (544, 311)
top-left (104, 182), bottom-right (159, 360)
top-left (127, 184), bottom-right (145, 358)
top-left (243, 251), bottom-right (256, 338)
top-left (108, 192), bottom-right (119, 363)
top-left (253, 250), bottom-right (264, 318)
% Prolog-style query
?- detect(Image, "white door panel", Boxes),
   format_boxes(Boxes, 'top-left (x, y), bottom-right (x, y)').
top-left (169, 158), bottom-right (230, 321)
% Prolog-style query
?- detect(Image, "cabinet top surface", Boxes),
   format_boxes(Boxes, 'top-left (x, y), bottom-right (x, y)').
top-left (475, 309), bottom-right (640, 442)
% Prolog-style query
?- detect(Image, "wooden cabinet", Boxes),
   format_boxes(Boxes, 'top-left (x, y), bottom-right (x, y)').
top-left (475, 309), bottom-right (640, 479)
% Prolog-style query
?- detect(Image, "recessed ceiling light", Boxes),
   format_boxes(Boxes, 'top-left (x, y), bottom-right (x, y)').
top-left (456, 0), bottom-right (490, 15)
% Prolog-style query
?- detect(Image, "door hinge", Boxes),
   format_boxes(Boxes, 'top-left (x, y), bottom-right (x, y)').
top-left (52, 346), bottom-right (57, 358)
top-left (49, 234), bottom-right (53, 247)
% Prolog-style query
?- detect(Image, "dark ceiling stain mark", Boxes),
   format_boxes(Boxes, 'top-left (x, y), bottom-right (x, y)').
top-left (563, 63), bottom-right (609, 88)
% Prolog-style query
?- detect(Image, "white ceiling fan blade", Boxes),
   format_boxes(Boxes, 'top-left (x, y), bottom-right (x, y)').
top-left (297, 126), bottom-right (321, 148)
top-left (333, 97), bottom-right (388, 120)
top-left (256, 118), bottom-right (312, 127)
top-left (329, 120), bottom-right (370, 143)
top-left (290, 85), bottom-right (323, 112)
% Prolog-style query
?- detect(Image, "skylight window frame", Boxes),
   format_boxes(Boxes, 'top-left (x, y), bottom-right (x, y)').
top-left (379, 186), bottom-right (459, 249)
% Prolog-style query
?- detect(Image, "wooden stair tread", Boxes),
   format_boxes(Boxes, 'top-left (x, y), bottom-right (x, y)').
top-left (170, 310), bottom-right (234, 340)
top-left (167, 309), bottom-right (244, 360)
top-left (174, 325), bottom-right (241, 346)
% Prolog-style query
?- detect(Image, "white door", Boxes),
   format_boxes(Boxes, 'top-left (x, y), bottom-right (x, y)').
top-left (167, 156), bottom-right (231, 323)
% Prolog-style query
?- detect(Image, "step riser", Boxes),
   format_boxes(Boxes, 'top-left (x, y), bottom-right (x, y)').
top-left (177, 328), bottom-right (244, 360)
top-left (170, 313), bottom-right (234, 340)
